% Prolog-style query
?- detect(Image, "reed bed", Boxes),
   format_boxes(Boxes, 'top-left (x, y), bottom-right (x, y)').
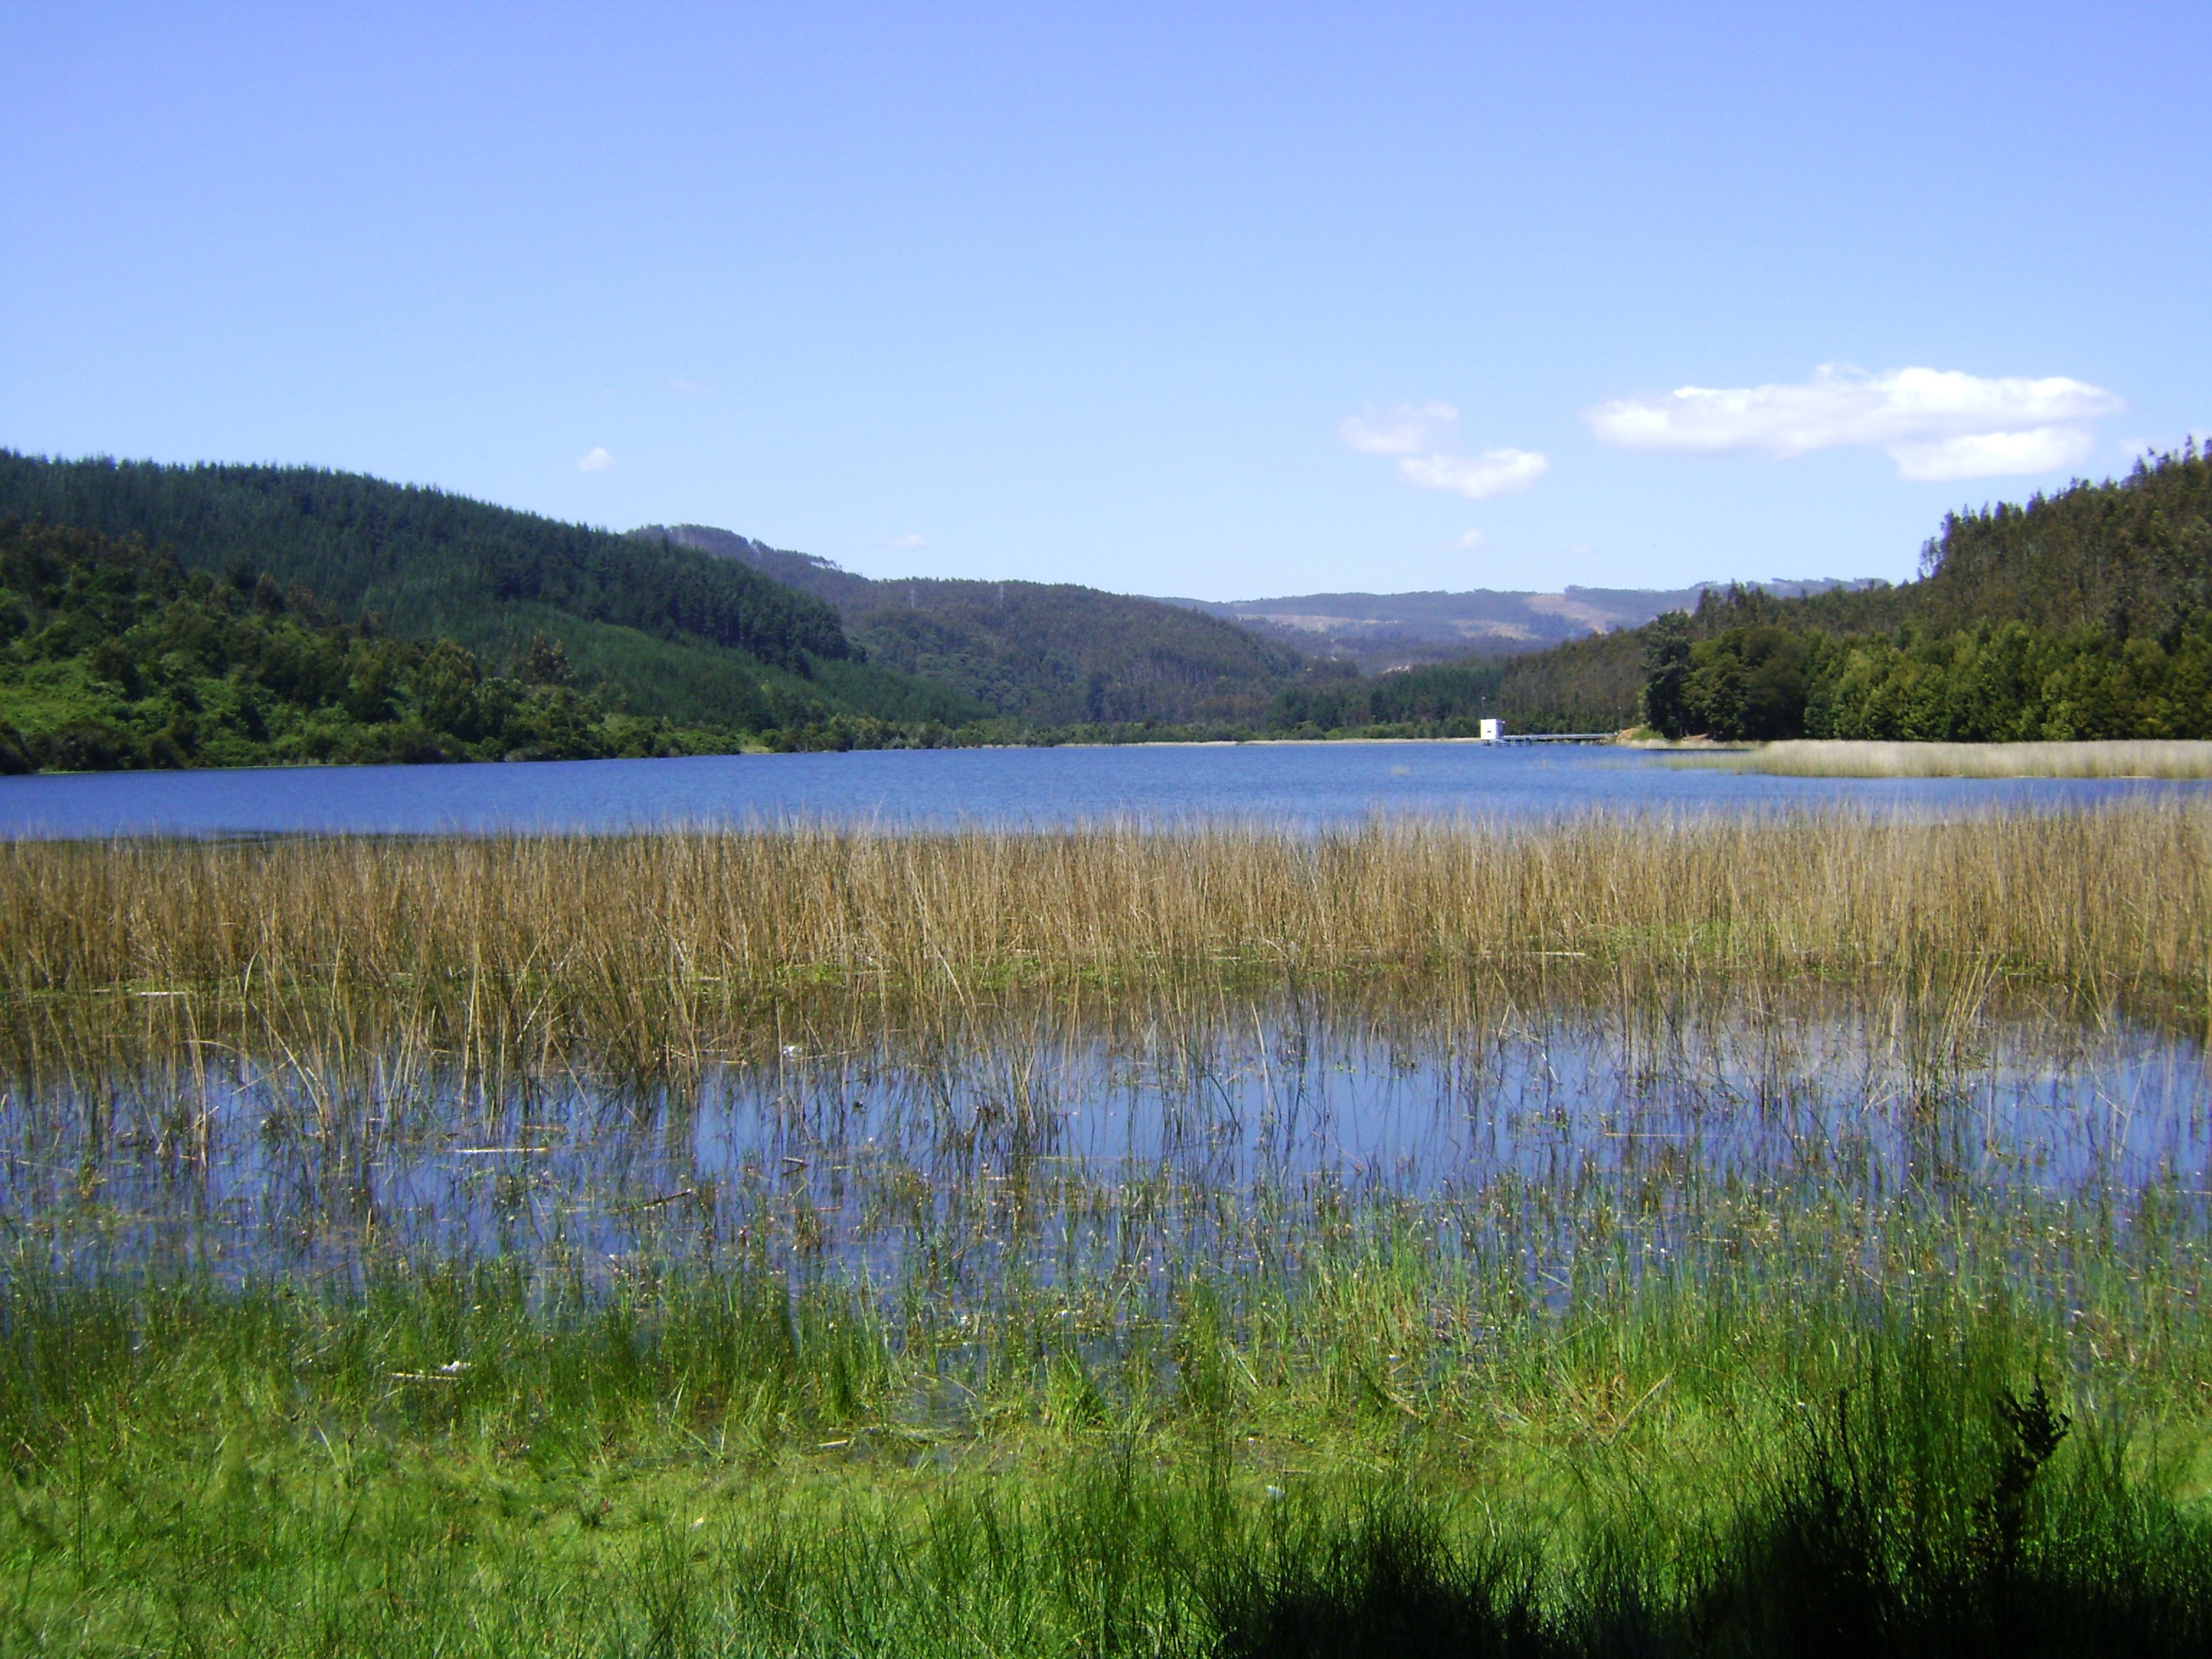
top-left (1, 803), bottom-right (2208, 1076)
top-left (1739, 739), bottom-right (2212, 778)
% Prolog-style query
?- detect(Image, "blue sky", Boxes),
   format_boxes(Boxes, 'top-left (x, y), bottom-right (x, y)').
top-left (5, 2), bottom-right (2208, 600)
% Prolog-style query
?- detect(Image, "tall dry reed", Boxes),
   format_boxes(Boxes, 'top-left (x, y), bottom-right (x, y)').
top-left (0, 805), bottom-right (2206, 1073)
top-left (1739, 739), bottom-right (2212, 779)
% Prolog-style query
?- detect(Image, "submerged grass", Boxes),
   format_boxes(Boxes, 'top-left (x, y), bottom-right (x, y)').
top-left (1739, 739), bottom-right (2212, 779)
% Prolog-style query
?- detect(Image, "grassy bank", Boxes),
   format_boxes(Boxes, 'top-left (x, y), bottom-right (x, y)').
top-left (1737, 739), bottom-right (2212, 778)
top-left (1, 804), bottom-right (2208, 1076)
top-left (5, 1237), bottom-right (2211, 1655)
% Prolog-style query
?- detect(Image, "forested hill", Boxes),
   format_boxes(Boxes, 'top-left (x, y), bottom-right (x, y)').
top-left (655, 528), bottom-right (876, 608)
top-left (1657, 449), bottom-right (2212, 650)
top-left (0, 455), bottom-right (991, 732)
top-left (0, 518), bottom-right (709, 771)
top-left (1258, 449), bottom-right (2212, 742)
top-left (642, 524), bottom-right (1304, 726)
top-left (1569, 449), bottom-right (2212, 742)
top-left (1915, 450), bottom-right (2212, 635)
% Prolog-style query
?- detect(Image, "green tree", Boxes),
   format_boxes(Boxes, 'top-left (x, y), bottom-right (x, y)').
top-left (1640, 611), bottom-right (1693, 737)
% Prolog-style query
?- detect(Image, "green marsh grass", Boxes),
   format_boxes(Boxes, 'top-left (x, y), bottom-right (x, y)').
top-left (6, 1241), bottom-right (2211, 1653)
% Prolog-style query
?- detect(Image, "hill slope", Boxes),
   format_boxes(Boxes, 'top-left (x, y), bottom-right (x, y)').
top-left (0, 455), bottom-right (985, 732)
top-left (0, 519), bottom-right (712, 770)
top-left (1265, 632), bottom-right (1647, 737)
top-left (642, 525), bottom-right (1304, 725)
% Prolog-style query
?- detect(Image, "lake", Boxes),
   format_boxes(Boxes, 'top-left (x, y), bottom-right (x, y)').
top-left (0, 740), bottom-right (2206, 836)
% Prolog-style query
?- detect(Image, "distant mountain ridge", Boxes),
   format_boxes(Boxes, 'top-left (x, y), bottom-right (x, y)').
top-left (639, 524), bottom-right (1302, 726)
top-left (640, 521), bottom-right (1888, 707)
top-left (1159, 579), bottom-right (1885, 670)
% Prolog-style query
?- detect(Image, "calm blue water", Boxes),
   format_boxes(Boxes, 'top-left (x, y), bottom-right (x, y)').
top-left (0, 742), bottom-right (2203, 837)
top-left (16, 1002), bottom-right (2204, 1284)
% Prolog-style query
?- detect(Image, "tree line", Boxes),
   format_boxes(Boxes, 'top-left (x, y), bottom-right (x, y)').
top-left (1641, 447), bottom-right (2212, 740)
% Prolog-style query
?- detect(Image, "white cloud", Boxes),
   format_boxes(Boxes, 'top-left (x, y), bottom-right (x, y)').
top-left (885, 531), bottom-right (927, 550)
top-left (1456, 529), bottom-right (1488, 549)
top-left (1586, 364), bottom-right (2122, 480)
top-left (1342, 401), bottom-right (1550, 500)
top-left (667, 378), bottom-right (711, 398)
top-left (1339, 400), bottom-right (1460, 456)
top-left (1887, 427), bottom-right (2098, 482)
top-left (576, 446), bottom-right (617, 473)
top-left (1398, 448), bottom-right (1550, 500)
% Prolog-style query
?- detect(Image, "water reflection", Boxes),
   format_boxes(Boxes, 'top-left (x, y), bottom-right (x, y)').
top-left (6, 994), bottom-right (2206, 1309)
